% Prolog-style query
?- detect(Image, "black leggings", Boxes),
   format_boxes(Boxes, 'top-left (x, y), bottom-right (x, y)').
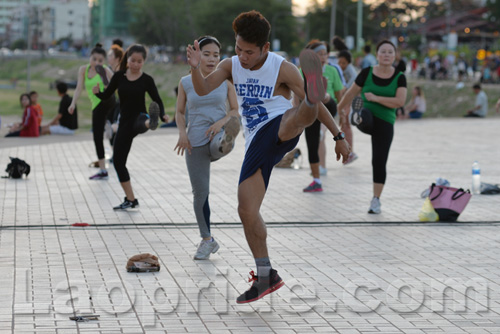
top-left (92, 98), bottom-right (115, 160)
top-left (113, 114), bottom-right (149, 182)
top-left (305, 98), bottom-right (337, 164)
top-left (371, 116), bottom-right (394, 184)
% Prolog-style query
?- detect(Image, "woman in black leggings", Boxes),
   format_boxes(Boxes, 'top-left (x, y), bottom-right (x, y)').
top-left (297, 40), bottom-right (344, 193)
top-left (69, 43), bottom-right (115, 180)
top-left (337, 40), bottom-right (407, 214)
top-left (93, 44), bottom-right (168, 210)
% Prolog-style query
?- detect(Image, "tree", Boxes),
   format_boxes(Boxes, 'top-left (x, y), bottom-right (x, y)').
top-left (486, 0), bottom-right (500, 23)
top-left (129, 0), bottom-right (299, 54)
top-left (192, 0), bottom-right (299, 53)
top-left (305, 0), bottom-right (372, 45)
top-left (129, 0), bottom-right (199, 52)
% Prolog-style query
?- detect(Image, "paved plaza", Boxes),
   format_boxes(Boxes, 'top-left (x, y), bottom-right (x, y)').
top-left (0, 117), bottom-right (499, 333)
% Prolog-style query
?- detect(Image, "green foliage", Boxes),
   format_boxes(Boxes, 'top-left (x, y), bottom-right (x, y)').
top-left (305, 0), bottom-right (372, 46)
top-left (11, 39), bottom-right (27, 50)
top-left (129, 0), bottom-right (299, 53)
top-left (129, 0), bottom-right (198, 48)
top-left (486, 0), bottom-right (500, 23)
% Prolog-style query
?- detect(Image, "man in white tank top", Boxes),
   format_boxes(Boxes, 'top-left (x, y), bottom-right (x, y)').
top-left (187, 10), bottom-right (350, 304)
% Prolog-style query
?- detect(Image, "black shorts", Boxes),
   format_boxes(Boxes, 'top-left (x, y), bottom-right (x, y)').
top-left (239, 114), bottom-right (300, 190)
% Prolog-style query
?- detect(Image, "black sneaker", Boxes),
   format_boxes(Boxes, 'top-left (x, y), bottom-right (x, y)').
top-left (95, 65), bottom-right (109, 85)
top-left (148, 102), bottom-right (160, 130)
top-left (113, 197), bottom-right (139, 210)
top-left (236, 269), bottom-right (284, 304)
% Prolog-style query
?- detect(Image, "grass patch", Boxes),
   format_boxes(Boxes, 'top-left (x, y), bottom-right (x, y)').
top-left (2, 58), bottom-right (498, 131)
top-left (1, 58), bottom-right (188, 131)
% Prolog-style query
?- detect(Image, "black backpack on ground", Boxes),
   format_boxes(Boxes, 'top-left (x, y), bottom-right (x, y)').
top-left (4, 157), bottom-right (30, 179)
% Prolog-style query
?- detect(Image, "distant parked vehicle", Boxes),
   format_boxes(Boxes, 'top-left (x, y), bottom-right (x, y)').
top-left (0, 47), bottom-right (12, 57)
top-left (49, 79), bottom-right (77, 90)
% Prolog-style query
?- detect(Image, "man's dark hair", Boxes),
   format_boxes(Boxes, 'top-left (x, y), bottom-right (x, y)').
top-left (112, 38), bottom-right (124, 47)
top-left (364, 45), bottom-right (371, 54)
top-left (473, 84), bottom-right (481, 90)
top-left (232, 10), bottom-right (270, 48)
top-left (29, 90), bottom-right (37, 96)
top-left (56, 82), bottom-right (68, 94)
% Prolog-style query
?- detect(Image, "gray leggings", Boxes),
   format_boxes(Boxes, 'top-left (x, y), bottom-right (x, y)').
top-left (185, 143), bottom-right (219, 238)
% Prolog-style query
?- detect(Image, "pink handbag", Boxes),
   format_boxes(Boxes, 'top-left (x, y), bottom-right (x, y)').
top-left (429, 183), bottom-right (471, 222)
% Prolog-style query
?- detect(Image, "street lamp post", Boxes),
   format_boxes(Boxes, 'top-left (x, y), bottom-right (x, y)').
top-left (356, 0), bottom-right (363, 52)
top-left (330, 0), bottom-right (337, 45)
top-left (26, 1), bottom-right (32, 92)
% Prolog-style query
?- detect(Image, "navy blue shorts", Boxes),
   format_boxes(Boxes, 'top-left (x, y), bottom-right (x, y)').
top-left (239, 114), bottom-right (301, 189)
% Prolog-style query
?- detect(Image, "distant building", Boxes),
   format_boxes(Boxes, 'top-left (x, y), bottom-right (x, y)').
top-left (2, 0), bottom-right (89, 49)
top-left (419, 8), bottom-right (498, 50)
top-left (39, 0), bottom-right (90, 49)
top-left (0, 0), bottom-right (50, 46)
top-left (90, 0), bottom-right (138, 49)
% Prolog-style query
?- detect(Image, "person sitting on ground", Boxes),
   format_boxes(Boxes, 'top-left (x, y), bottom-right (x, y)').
top-left (40, 82), bottom-right (78, 135)
top-left (464, 84), bottom-right (488, 118)
top-left (5, 93), bottom-right (40, 137)
top-left (403, 86), bottom-right (426, 119)
top-left (30, 90), bottom-right (43, 127)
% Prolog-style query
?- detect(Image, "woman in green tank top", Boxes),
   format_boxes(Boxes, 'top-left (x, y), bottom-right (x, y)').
top-left (337, 40), bottom-right (407, 214)
top-left (68, 43), bottom-right (115, 180)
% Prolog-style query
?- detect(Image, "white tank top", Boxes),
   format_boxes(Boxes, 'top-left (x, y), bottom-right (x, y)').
top-left (231, 52), bottom-right (292, 151)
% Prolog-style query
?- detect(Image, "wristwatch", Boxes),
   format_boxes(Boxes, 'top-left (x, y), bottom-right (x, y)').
top-left (333, 132), bottom-right (345, 141)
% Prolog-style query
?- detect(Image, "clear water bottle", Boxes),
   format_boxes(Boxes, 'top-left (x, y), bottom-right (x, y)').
top-left (472, 161), bottom-right (481, 195)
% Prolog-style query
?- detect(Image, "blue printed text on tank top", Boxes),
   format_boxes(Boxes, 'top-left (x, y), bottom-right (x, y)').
top-left (235, 78), bottom-right (272, 132)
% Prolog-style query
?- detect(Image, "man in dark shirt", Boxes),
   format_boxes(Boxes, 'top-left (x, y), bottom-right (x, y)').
top-left (41, 82), bottom-right (78, 135)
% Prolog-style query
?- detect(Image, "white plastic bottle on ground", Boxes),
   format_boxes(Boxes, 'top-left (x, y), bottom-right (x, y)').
top-left (472, 161), bottom-right (481, 195)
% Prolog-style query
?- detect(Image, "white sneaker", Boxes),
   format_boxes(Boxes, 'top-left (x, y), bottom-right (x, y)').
top-left (194, 238), bottom-right (220, 260)
top-left (209, 116), bottom-right (240, 159)
top-left (368, 197), bottom-right (381, 214)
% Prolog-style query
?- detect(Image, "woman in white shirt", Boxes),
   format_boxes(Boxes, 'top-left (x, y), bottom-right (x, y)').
top-left (405, 86), bottom-right (426, 119)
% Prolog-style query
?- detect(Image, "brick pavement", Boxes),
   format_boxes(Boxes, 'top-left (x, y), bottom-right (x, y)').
top-left (0, 117), bottom-right (499, 333)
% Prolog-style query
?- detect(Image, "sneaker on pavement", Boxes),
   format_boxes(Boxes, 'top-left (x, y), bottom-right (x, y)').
top-left (368, 197), bottom-right (381, 214)
top-left (89, 170), bottom-right (108, 180)
top-left (343, 152), bottom-right (359, 165)
top-left (113, 197), bottom-right (139, 210)
top-left (303, 181), bottom-right (323, 192)
top-left (236, 269), bottom-right (284, 304)
top-left (299, 49), bottom-right (326, 104)
top-left (148, 102), bottom-right (160, 130)
top-left (193, 238), bottom-right (220, 260)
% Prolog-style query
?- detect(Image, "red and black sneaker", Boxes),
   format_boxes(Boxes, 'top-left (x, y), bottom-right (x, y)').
top-left (299, 49), bottom-right (326, 104)
top-left (236, 269), bottom-right (285, 304)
